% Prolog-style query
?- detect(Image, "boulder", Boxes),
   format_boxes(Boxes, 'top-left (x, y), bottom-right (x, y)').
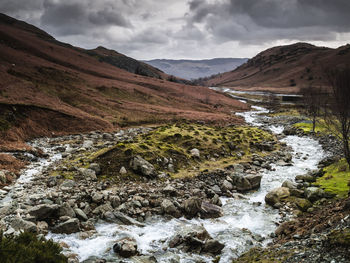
top-left (58, 203), bottom-right (76, 218)
top-left (231, 174), bottom-right (262, 192)
top-left (120, 166), bottom-right (127, 174)
top-left (113, 237), bottom-right (138, 258)
top-left (190, 148), bottom-right (200, 158)
top-left (37, 221), bottom-right (49, 234)
top-left (89, 163), bottom-right (101, 175)
top-left (265, 187), bottom-right (290, 207)
top-left (92, 192), bottom-right (104, 203)
top-left (183, 197), bottom-right (202, 218)
top-left (202, 239), bottom-right (225, 255)
top-left (130, 156), bottom-right (155, 178)
top-left (113, 212), bottom-right (145, 227)
top-left (200, 201), bottom-right (223, 219)
top-left (29, 204), bottom-right (59, 220)
top-left (305, 187), bottom-right (325, 202)
top-left (282, 180), bottom-right (298, 189)
top-left (60, 179), bottom-right (76, 190)
top-left (52, 218), bottom-right (80, 234)
top-left (162, 185), bottom-right (178, 196)
top-left (74, 208), bottom-right (88, 221)
top-left (79, 168), bottom-right (97, 181)
top-left (246, 175), bottom-right (262, 190)
top-left (294, 198), bottom-right (312, 212)
top-left (0, 170), bottom-right (7, 184)
top-left (11, 218), bottom-right (37, 233)
top-left (161, 199), bottom-right (180, 218)
top-left (221, 180), bottom-right (233, 191)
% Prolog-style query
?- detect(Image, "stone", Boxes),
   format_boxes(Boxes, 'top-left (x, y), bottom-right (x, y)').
top-left (89, 163), bottom-right (101, 175)
top-left (79, 168), bottom-right (97, 181)
top-left (130, 156), bottom-right (155, 178)
top-left (221, 180), bottom-right (233, 191)
top-left (129, 256), bottom-right (157, 263)
top-left (29, 204), bottom-right (59, 220)
top-left (190, 148), bottom-right (200, 158)
top-left (0, 170), bottom-right (7, 183)
top-left (92, 192), bottom-right (104, 203)
top-left (162, 185), bottom-right (178, 196)
top-left (58, 203), bottom-right (76, 218)
top-left (200, 201), bottom-right (223, 219)
top-left (113, 237), bottom-right (138, 258)
top-left (282, 180), bottom-right (298, 189)
top-left (37, 221), bottom-right (49, 234)
top-left (245, 175), bottom-right (262, 190)
top-left (74, 208), bottom-right (88, 221)
top-left (47, 176), bottom-right (57, 187)
top-left (202, 239), bottom-right (225, 255)
top-left (61, 179), bottom-right (76, 190)
top-left (305, 187), bottom-right (325, 202)
top-left (183, 197), bottom-right (202, 218)
top-left (113, 212), bottom-right (145, 227)
top-left (294, 198), bottom-right (312, 212)
top-left (265, 187), bottom-right (290, 207)
top-left (82, 140), bottom-right (93, 149)
top-left (120, 166), bottom-right (127, 174)
top-left (11, 218), bottom-right (37, 233)
top-left (110, 195), bottom-right (121, 208)
top-left (161, 199), bottom-right (180, 217)
top-left (52, 218), bottom-right (80, 234)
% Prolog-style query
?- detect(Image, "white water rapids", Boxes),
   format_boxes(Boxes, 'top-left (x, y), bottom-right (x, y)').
top-left (1, 106), bottom-right (325, 263)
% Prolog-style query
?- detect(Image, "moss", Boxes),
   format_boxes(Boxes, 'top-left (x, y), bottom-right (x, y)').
top-left (328, 228), bottom-right (350, 247)
top-left (316, 158), bottom-right (350, 198)
top-left (0, 231), bottom-right (67, 263)
top-left (232, 247), bottom-right (294, 263)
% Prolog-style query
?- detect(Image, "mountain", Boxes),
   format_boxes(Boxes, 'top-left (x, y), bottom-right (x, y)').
top-left (205, 42), bottom-right (350, 93)
top-left (0, 13), bottom-right (247, 150)
top-left (144, 58), bottom-right (248, 80)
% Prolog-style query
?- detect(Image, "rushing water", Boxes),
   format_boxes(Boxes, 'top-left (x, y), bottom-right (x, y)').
top-left (45, 106), bottom-right (325, 263)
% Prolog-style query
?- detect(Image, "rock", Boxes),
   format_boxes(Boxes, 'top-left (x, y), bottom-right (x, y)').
top-left (61, 179), bottom-right (76, 190)
top-left (161, 199), bottom-right (180, 217)
top-left (129, 256), bottom-right (157, 263)
top-left (11, 218), bottom-right (37, 233)
top-left (190, 148), bottom-right (200, 158)
top-left (246, 175), bottom-right (262, 190)
top-left (265, 187), bottom-right (290, 207)
top-left (183, 197), bottom-right (202, 218)
top-left (113, 237), bottom-right (138, 258)
top-left (92, 192), bottom-right (104, 203)
top-left (58, 203), bottom-right (76, 218)
top-left (110, 195), bottom-right (121, 208)
top-left (89, 163), bottom-right (101, 175)
top-left (202, 239), bottom-right (225, 255)
top-left (211, 185), bottom-right (221, 194)
top-left (221, 180), bottom-right (233, 191)
top-left (82, 140), bottom-right (93, 149)
top-left (200, 201), bottom-right (223, 219)
top-left (231, 174), bottom-right (261, 192)
top-left (74, 208), bottom-right (88, 221)
top-left (113, 212), bottom-right (145, 227)
top-left (130, 156), bottom-right (155, 178)
top-left (37, 221), bottom-right (49, 234)
top-left (295, 174), bottom-right (316, 183)
top-left (29, 204), bottom-right (59, 220)
top-left (162, 185), bottom-right (177, 196)
top-left (294, 198), bottom-right (312, 212)
top-left (79, 168), bottom-right (97, 181)
top-left (47, 176), bottom-right (57, 187)
top-left (282, 180), bottom-right (298, 189)
top-left (52, 218), bottom-right (80, 234)
top-left (93, 203), bottom-right (113, 215)
top-left (120, 166), bottom-right (127, 174)
top-left (305, 187), bottom-right (325, 202)
top-left (0, 170), bottom-right (7, 183)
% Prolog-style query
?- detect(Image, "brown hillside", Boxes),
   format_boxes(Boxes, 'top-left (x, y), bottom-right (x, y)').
top-left (205, 42), bottom-right (350, 93)
top-left (0, 13), bottom-right (247, 150)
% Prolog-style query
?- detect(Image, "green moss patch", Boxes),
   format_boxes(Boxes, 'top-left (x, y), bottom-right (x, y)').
top-left (316, 158), bottom-right (350, 198)
top-left (95, 123), bottom-right (277, 181)
top-left (232, 247), bottom-right (294, 263)
top-left (328, 228), bottom-right (350, 247)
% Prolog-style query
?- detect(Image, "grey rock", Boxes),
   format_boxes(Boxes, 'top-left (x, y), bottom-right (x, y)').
top-left (265, 187), bottom-right (290, 207)
top-left (190, 148), bottom-right (200, 158)
top-left (52, 218), bottom-right (80, 234)
top-left (61, 179), bottom-right (76, 190)
top-left (202, 239), bottom-right (225, 255)
top-left (58, 203), bottom-right (76, 218)
top-left (113, 237), bottom-right (138, 258)
top-left (120, 166), bottom-right (127, 174)
top-left (37, 221), bottom-right (49, 234)
top-left (0, 170), bottom-right (7, 184)
top-left (162, 185), bottom-right (177, 196)
top-left (183, 197), bottom-right (202, 218)
top-left (89, 163), bottom-right (101, 175)
top-left (161, 199), bottom-right (180, 217)
top-left (113, 211), bottom-right (145, 227)
top-left (29, 204), bottom-right (59, 220)
top-left (79, 168), bottom-right (97, 181)
top-left (130, 156), bottom-right (155, 178)
top-left (282, 179), bottom-right (298, 189)
top-left (11, 218), bottom-right (37, 233)
top-left (92, 192), bottom-right (104, 203)
top-left (74, 208), bottom-right (88, 221)
top-left (200, 201), bottom-right (223, 219)
top-left (221, 180), bottom-right (233, 191)
top-left (305, 187), bottom-right (325, 202)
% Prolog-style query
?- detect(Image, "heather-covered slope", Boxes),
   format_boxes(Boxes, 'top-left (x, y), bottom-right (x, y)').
top-left (205, 43), bottom-right (350, 93)
top-left (0, 13), bottom-right (247, 149)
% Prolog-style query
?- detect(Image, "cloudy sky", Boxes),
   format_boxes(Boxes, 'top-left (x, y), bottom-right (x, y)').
top-left (1, 0), bottom-right (350, 60)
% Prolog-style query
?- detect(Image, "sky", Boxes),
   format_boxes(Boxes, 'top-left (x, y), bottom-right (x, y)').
top-left (1, 0), bottom-right (350, 60)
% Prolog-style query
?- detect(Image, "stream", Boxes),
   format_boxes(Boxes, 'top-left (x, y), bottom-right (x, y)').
top-left (0, 106), bottom-right (325, 263)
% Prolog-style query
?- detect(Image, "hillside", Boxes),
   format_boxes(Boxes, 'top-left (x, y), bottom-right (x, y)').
top-left (205, 42), bottom-right (350, 93)
top-left (0, 13), bottom-right (247, 150)
top-left (144, 58), bottom-right (247, 80)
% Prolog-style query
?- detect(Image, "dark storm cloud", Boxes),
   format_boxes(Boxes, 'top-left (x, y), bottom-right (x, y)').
top-left (41, 0), bottom-right (132, 36)
top-left (186, 0), bottom-right (350, 43)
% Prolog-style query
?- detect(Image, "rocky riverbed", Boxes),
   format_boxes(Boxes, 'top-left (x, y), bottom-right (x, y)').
top-left (0, 105), bottom-right (343, 263)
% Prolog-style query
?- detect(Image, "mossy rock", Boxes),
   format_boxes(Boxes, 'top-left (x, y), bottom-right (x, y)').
top-left (232, 247), bottom-right (293, 263)
top-left (328, 229), bottom-right (350, 247)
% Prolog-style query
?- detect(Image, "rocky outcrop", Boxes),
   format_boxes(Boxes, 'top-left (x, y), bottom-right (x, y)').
top-left (113, 237), bottom-right (138, 258)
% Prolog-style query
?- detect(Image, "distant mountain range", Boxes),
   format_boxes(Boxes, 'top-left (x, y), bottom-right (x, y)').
top-left (143, 58), bottom-right (248, 80)
top-left (205, 42), bottom-right (350, 93)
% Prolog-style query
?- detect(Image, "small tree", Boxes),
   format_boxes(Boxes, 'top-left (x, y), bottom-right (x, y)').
top-left (324, 67), bottom-right (350, 168)
top-left (300, 86), bottom-right (323, 132)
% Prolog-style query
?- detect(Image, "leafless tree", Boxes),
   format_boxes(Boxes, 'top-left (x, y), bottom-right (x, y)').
top-left (324, 67), bottom-right (350, 168)
top-left (300, 86), bottom-right (324, 132)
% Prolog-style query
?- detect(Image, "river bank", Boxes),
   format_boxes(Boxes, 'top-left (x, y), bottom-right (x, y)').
top-left (0, 103), bottom-right (344, 263)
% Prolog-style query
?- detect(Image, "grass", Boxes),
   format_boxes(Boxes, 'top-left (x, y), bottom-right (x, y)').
top-left (316, 158), bottom-right (350, 198)
top-left (293, 119), bottom-right (329, 133)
